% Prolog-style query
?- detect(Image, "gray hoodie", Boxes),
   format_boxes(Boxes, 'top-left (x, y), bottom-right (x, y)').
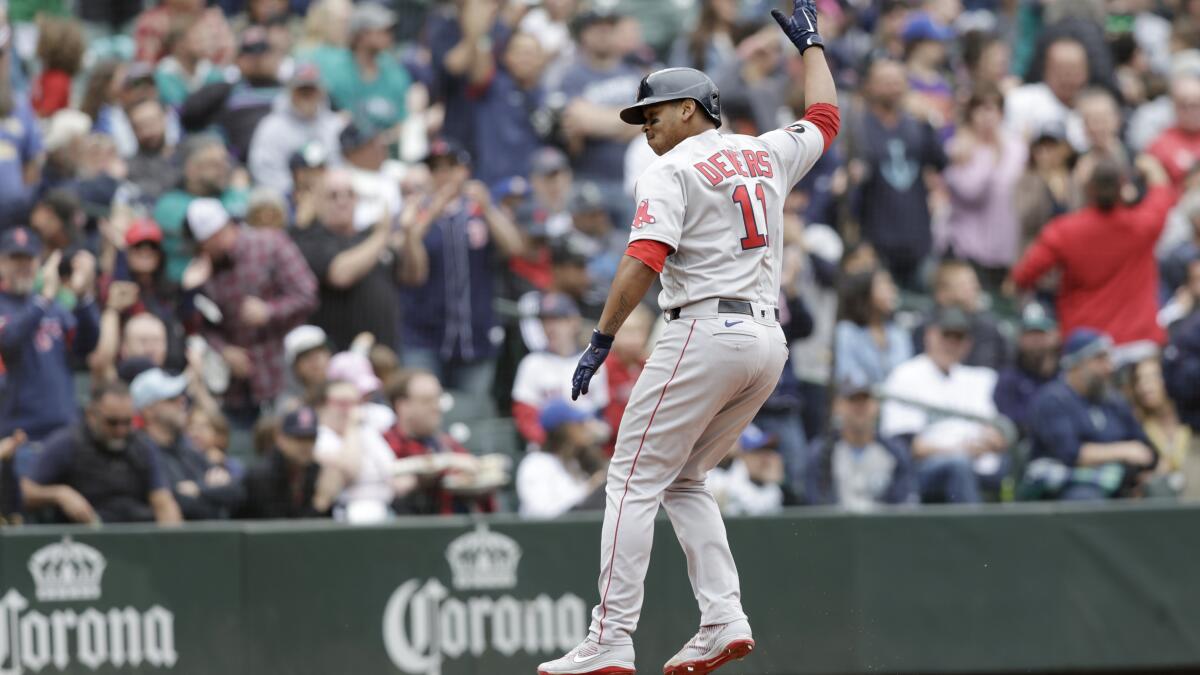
top-left (248, 90), bottom-right (343, 193)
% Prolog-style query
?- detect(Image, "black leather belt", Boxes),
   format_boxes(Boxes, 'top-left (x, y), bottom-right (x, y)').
top-left (668, 299), bottom-right (780, 321)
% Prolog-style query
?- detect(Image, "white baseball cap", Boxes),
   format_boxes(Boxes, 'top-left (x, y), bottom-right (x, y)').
top-left (186, 198), bottom-right (231, 243)
top-left (130, 368), bottom-right (189, 410)
top-left (285, 325), bottom-right (329, 366)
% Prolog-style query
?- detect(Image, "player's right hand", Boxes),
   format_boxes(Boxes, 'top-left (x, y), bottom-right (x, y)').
top-left (771, 0), bottom-right (824, 54)
top-left (572, 330), bottom-right (614, 400)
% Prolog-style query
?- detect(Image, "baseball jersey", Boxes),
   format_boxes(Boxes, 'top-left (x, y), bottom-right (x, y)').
top-left (628, 121), bottom-right (826, 311)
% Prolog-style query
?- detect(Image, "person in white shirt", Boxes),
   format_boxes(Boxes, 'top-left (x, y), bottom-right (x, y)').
top-left (517, 399), bottom-right (606, 518)
top-left (314, 379), bottom-right (415, 522)
top-left (880, 307), bottom-right (1008, 503)
top-left (706, 424), bottom-right (787, 516)
top-left (1004, 37), bottom-right (1090, 151)
top-left (339, 120), bottom-right (405, 232)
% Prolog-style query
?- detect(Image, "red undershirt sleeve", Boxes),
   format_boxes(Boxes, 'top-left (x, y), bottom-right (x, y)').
top-left (625, 239), bottom-right (672, 274)
top-left (802, 103), bottom-right (841, 153)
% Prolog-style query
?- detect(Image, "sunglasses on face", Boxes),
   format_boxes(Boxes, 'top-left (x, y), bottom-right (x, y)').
top-left (101, 416), bottom-right (133, 429)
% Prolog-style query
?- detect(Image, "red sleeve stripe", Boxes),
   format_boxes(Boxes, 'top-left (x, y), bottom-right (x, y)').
top-left (625, 239), bottom-right (672, 273)
top-left (801, 103), bottom-right (840, 153)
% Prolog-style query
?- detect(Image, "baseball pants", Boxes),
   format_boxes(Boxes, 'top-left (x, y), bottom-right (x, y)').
top-left (589, 304), bottom-right (788, 645)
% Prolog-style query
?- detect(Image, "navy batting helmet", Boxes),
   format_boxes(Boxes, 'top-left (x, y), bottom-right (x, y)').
top-left (619, 67), bottom-right (721, 128)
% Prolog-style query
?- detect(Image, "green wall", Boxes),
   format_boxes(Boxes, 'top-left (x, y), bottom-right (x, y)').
top-left (0, 503), bottom-right (1198, 674)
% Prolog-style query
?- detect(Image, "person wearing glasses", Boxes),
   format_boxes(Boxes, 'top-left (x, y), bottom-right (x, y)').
top-left (19, 380), bottom-right (182, 525)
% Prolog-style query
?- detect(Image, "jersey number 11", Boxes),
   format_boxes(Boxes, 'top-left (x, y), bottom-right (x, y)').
top-left (732, 183), bottom-right (768, 251)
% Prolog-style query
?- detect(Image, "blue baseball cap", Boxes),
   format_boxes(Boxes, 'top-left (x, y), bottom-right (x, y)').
top-left (540, 399), bottom-right (591, 432)
top-left (538, 292), bottom-right (580, 319)
top-left (902, 12), bottom-right (954, 43)
top-left (739, 424), bottom-right (775, 452)
top-left (0, 227), bottom-right (42, 257)
top-left (491, 176), bottom-right (531, 202)
top-left (281, 406), bottom-right (319, 439)
top-left (1061, 328), bottom-right (1113, 370)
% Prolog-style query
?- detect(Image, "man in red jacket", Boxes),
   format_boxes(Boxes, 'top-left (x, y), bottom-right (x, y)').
top-left (1012, 156), bottom-right (1175, 345)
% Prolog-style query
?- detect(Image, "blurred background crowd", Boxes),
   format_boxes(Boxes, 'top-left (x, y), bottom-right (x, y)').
top-left (1, 0), bottom-right (1199, 525)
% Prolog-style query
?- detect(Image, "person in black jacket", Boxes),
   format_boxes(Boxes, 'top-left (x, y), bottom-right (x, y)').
top-left (131, 368), bottom-right (245, 519)
top-left (238, 407), bottom-right (331, 519)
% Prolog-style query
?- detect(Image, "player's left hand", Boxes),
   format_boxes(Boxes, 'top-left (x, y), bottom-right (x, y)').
top-left (771, 0), bottom-right (824, 54)
top-left (572, 330), bottom-right (614, 400)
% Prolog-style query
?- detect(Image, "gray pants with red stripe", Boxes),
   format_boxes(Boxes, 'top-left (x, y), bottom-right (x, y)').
top-left (589, 313), bottom-right (788, 645)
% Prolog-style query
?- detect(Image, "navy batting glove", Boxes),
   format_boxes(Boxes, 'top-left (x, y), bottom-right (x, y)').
top-left (771, 0), bottom-right (824, 54)
top-left (572, 330), bottom-right (614, 400)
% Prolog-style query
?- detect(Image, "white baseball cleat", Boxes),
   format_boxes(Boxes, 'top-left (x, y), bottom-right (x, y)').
top-left (537, 639), bottom-right (637, 675)
top-left (662, 619), bottom-right (755, 675)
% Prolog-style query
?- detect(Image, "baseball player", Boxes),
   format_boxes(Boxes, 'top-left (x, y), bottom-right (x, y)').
top-left (537, 2), bottom-right (839, 674)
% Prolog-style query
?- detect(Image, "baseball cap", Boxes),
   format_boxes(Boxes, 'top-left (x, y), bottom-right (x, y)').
top-left (339, 119), bottom-right (384, 154)
top-left (248, 185), bottom-right (286, 214)
top-left (539, 399), bottom-right (591, 433)
top-left (280, 406), bottom-right (320, 439)
top-left (290, 63), bottom-right (323, 89)
top-left (933, 306), bottom-right (973, 334)
top-left (284, 325), bottom-right (329, 366)
top-left (538, 292), bottom-right (580, 319)
top-left (424, 137), bottom-right (472, 166)
top-left (125, 218), bottom-right (163, 247)
top-left (1033, 120), bottom-right (1069, 144)
top-left (289, 141), bottom-right (329, 171)
top-left (901, 12), bottom-right (954, 43)
top-left (550, 237), bottom-right (589, 267)
top-left (1061, 328), bottom-right (1113, 370)
top-left (835, 377), bottom-right (875, 399)
top-left (739, 424), bottom-right (776, 452)
top-left (569, 182), bottom-right (607, 215)
top-left (349, 2), bottom-right (397, 35)
top-left (43, 109), bottom-right (92, 153)
top-left (1020, 303), bottom-right (1057, 333)
top-left (531, 147), bottom-right (570, 176)
top-left (491, 176), bottom-right (531, 203)
top-left (0, 227), bottom-right (43, 257)
top-left (185, 198), bottom-right (232, 243)
top-left (239, 26), bottom-right (272, 55)
top-left (130, 368), bottom-right (189, 410)
top-left (327, 351), bottom-right (382, 396)
top-left (117, 356), bottom-right (157, 384)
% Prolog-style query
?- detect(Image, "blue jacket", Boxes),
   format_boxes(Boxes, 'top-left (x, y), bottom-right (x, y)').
top-left (1029, 378), bottom-right (1154, 468)
top-left (1165, 311), bottom-right (1200, 431)
top-left (0, 293), bottom-right (100, 440)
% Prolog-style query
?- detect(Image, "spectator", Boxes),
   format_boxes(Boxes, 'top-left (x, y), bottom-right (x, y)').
top-left (237, 406), bottom-right (332, 519)
top-left (1005, 37), bottom-right (1089, 150)
top-left (512, 292), bottom-right (607, 445)
top-left (426, 0), bottom-right (511, 156)
top-left (104, 219), bottom-right (188, 363)
top-left (466, 31), bottom-right (548, 185)
top-left (518, 0), bottom-right (578, 64)
top-left (133, 0), bottom-right (205, 64)
top-left (603, 304), bottom-right (652, 455)
top-left (807, 380), bottom-right (918, 509)
top-left (993, 303), bottom-right (1060, 436)
top-left (1146, 73), bottom-right (1200, 188)
top-left (1012, 155), bottom-right (1175, 345)
top-left (1123, 355), bottom-right (1195, 496)
top-left (942, 88), bottom-right (1028, 285)
top-left (179, 26), bottom-right (285, 162)
top-left (1015, 126), bottom-right (1080, 257)
top-left (1026, 329), bottom-right (1157, 500)
top-left (834, 267), bottom-right (911, 386)
top-left (1160, 193), bottom-right (1200, 296)
top-left (314, 379), bottom-right (410, 522)
top-left (131, 368), bottom-right (244, 519)
top-left (38, 109), bottom-right (90, 194)
top-left (667, 0), bottom-right (738, 73)
top-left (287, 141), bottom-right (330, 230)
top-left (563, 182), bottom-right (626, 295)
top-left (28, 189), bottom-right (83, 256)
top-left (0, 229), bottom-right (100, 443)
top-left (245, 186), bottom-right (288, 229)
top-left (396, 140), bottom-right (524, 390)
top-left (186, 407), bottom-right (244, 475)
top-left (153, 134), bottom-right (247, 282)
top-left (339, 120), bottom-right (402, 232)
top-left (516, 399), bottom-right (606, 518)
top-left (383, 369), bottom-right (497, 515)
top-left (846, 58), bottom-right (947, 288)
top-left (292, 168), bottom-right (400, 352)
top-left (708, 425), bottom-right (795, 516)
top-left (528, 146), bottom-right (574, 238)
top-left (0, 23), bottom-right (43, 230)
top-left (1074, 88), bottom-right (1129, 172)
top-left (153, 16), bottom-right (224, 107)
top-left (881, 307), bottom-right (1007, 503)
top-left (901, 12), bottom-right (955, 133)
top-left (549, 9), bottom-right (642, 192)
top-left (914, 260), bottom-right (1011, 371)
top-left (316, 3), bottom-right (411, 131)
top-left (126, 99), bottom-right (182, 205)
top-left (247, 63), bottom-right (342, 194)
top-left (21, 381), bottom-right (182, 524)
top-left (1164, 292), bottom-right (1200, 432)
top-left (278, 324), bottom-right (331, 412)
top-left (32, 16), bottom-right (85, 118)
top-left (183, 197), bottom-right (318, 423)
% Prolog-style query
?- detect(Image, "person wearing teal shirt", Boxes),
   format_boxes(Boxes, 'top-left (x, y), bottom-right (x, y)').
top-left (310, 3), bottom-right (411, 130)
top-left (152, 136), bottom-right (248, 282)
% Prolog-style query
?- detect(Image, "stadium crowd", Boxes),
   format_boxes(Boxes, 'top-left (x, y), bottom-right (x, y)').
top-left (1, 0), bottom-right (1199, 525)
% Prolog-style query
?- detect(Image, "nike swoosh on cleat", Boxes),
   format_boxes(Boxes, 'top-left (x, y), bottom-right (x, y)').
top-left (724, 320), bottom-right (743, 327)
top-left (572, 652), bottom-right (601, 664)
